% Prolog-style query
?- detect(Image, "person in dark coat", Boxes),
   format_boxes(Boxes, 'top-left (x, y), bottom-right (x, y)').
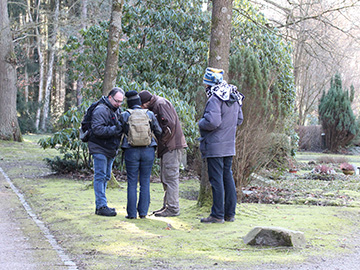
top-left (88, 87), bottom-right (124, 217)
top-left (119, 91), bottom-right (162, 219)
top-left (199, 67), bottom-right (244, 223)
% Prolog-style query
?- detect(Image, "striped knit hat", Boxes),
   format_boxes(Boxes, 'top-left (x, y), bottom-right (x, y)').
top-left (203, 67), bottom-right (224, 86)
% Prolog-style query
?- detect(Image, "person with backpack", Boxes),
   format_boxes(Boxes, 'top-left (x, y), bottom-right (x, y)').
top-left (119, 91), bottom-right (162, 219)
top-left (198, 67), bottom-right (244, 224)
top-left (88, 87), bottom-right (124, 217)
top-left (139, 90), bottom-right (187, 217)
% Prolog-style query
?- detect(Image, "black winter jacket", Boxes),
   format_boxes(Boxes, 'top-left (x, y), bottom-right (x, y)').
top-left (88, 96), bottom-right (122, 158)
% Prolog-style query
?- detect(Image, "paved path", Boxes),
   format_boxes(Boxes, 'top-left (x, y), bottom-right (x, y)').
top-left (0, 167), bottom-right (77, 270)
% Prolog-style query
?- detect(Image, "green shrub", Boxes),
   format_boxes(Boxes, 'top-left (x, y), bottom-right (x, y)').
top-left (44, 155), bottom-right (83, 173)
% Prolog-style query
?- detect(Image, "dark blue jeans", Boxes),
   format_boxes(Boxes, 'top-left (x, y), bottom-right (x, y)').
top-left (93, 153), bottom-right (115, 209)
top-left (125, 147), bottom-right (155, 217)
top-left (207, 156), bottom-right (237, 219)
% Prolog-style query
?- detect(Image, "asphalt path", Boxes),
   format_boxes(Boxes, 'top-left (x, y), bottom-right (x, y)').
top-left (0, 167), bottom-right (77, 270)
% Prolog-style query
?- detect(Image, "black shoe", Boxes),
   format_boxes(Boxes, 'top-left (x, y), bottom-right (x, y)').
top-left (96, 206), bottom-right (115, 214)
top-left (200, 216), bottom-right (224, 224)
top-left (96, 206), bottom-right (117, 217)
top-left (154, 208), bottom-right (180, 217)
top-left (225, 216), bottom-right (235, 222)
top-left (152, 206), bottom-right (166, 214)
top-left (125, 215), bottom-right (136, 219)
top-left (139, 215), bottom-right (146, 219)
top-left (95, 206), bottom-right (116, 215)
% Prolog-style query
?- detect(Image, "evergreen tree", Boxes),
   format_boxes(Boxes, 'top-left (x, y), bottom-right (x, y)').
top-left (318, 73), bottom-right (358, 152)
top-left (229, 0), bottom-right (296, 190)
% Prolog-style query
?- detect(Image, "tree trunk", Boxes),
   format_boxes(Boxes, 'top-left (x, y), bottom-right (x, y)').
top-left (103, 0), bottom-right (124, 187)
top-left (52, 61), bottom-right (66, 120)
top-left (102, 0), bottom-right (124, 95)
top-left (40, 0), bottom-right (59, 131)
top-left (197, 0), bottom-right (233, 206)
top-left (76, 0), bottom-right (88, 106)
top-left (197, 159), bottom-right (212, 207)
top-left (0, 0), bottom-right (22, 141)
top-left (33, 0), bottom-right (45, 131)
top-left (208, 0), bottom-right (233, 81)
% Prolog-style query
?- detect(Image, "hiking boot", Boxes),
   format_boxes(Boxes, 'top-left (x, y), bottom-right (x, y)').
top-left (154, 208), bottom-right (180, 217)
top-left (200, 216), bottom-right (224, 224)
top-left (152, 206), bottom-right (166, 214)
top-left (225, 216), bottom-right (235, 222)
top-left (95, 206), bottom-right (115, 215)
top-left (96, 206), bottom-right (117, 217)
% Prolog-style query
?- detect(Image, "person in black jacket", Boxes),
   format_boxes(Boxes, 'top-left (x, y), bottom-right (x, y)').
top-left (120, 91), bottom-right (162, 219)
top-left (88, 87), bottom-right (124, 217)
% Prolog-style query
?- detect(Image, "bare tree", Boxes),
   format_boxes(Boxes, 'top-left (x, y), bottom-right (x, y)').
top-left (41, 0), bottom-right (60, 130)
top-left (250, 0), bottom-right (360, 124)
top-left (32, 0), bottom-right (45, 131)
top-left (0, 0), bottom-right (22, 141)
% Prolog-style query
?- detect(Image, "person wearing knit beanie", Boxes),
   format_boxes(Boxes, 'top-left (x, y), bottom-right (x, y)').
top-left (203, 67), bottom-right (224, 86)
top-left (119, 90), bottom-right (162, 220)
top-left (198, 67), bottom-right (244, 224)
top-left (125, 90), bottom-right (142, 108)
top-left (139, 90), bottom-right (153, 105)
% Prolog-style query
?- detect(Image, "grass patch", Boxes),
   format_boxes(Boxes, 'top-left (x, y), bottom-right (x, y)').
top-left (0, 138), bottom-right (360, 269)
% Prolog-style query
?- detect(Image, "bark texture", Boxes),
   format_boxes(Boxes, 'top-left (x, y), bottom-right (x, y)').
top-left (0, 0), bottom-right (22, 141)
top-left (102, 0), bottom-right (124, 95)
top-left (41, 0), bottom-right (60, 130)
top-left (197, 0), bottom-right (233, 206)
top-left (208, 0), bottom-right (233, 81)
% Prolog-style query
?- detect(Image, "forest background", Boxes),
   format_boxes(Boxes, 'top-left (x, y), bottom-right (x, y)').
top-left (2, 0), bottom-right (360, 190)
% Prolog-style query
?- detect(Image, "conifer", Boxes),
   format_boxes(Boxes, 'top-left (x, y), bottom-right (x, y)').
top-left (318, 73), bottom-right (358, 151)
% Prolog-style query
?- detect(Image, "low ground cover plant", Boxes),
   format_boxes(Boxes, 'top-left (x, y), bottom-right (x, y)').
top-left (1, 135), bottom-right (359, 270)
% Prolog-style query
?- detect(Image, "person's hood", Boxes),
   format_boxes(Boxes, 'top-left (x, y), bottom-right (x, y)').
top-left (146, 95), bottom-right (158, 110)
top-left (225, 92), bottom-right (238, 106)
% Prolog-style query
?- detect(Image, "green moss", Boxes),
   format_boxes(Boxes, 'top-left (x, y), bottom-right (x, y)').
top-left (1, 139), bottom-right (360, 269)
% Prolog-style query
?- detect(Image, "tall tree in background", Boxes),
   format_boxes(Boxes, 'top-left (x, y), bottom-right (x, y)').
top-left (0, 0), bottom-right (22, 141)
top-left (197, 0), bottom-right (233, 207)
top-left (41, 0), bottom-right (60, 130)
top-left (250, 0), bottom-right (360, 125)
top-left (102, 0), bottom-right (124, 95)
top-left (33, 0), bottom-right (45, 131)
top-left (319, 73), bottom-right (358, 152)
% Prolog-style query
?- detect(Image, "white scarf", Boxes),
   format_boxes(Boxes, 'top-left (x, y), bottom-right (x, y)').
top-left (206, 81), bottom-right (244, 106)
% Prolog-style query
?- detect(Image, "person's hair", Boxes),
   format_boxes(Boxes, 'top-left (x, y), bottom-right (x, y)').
top-left (108, 87), bottom-right (124, 98)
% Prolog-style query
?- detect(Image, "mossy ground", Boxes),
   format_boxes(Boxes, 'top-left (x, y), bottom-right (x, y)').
top-left (0, 136), bottom-right (359, 270)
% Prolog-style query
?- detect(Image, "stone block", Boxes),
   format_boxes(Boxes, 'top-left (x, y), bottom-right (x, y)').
top-left (243, 226), bottom-right (306, 248)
